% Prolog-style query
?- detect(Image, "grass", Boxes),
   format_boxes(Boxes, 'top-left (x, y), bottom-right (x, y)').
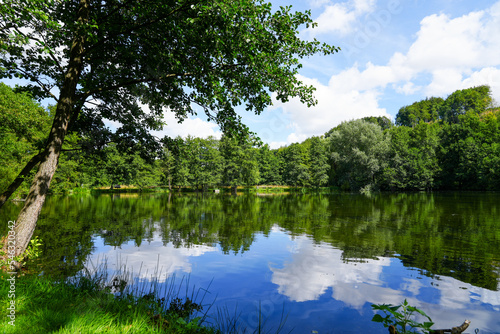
top-left (0, 264), bottom-right (218, 334)
top-left (0, 257), bottom-right (290, 334)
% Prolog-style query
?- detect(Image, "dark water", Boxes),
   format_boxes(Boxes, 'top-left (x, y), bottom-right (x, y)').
top-left (2, 192), bottom-right (500, 333)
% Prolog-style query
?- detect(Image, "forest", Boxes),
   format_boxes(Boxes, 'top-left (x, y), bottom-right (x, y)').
top-left (2, 83), bottom-right (500, 195)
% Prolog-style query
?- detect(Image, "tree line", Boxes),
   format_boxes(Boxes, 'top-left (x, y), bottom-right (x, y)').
top-left (1, 83), bottom-right (499, 195)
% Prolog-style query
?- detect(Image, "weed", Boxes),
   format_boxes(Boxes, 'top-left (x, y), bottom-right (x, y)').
top-left (371, 299), bottom-right (434, 333)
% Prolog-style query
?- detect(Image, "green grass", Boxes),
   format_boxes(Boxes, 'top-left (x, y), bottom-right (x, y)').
top-left (0, 270), bottom-right (217, 334)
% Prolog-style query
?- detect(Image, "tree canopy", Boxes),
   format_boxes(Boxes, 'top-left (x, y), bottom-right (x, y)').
top-left (0, 0), bottom-right (339, 256)
top-left (1, 0), bottom-right (338, 147)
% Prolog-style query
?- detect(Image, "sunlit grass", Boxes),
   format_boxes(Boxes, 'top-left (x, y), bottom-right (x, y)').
top-left (0, 267), bottom-right (217, 334)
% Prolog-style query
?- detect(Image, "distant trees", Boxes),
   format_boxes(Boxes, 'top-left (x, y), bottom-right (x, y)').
top-left (2, 84), bottom-right (500, 196)
top-left (382, 122), bottom-right (441, 190)
top-left (439, 86), bottom-right (492, 124)
top-left (220, 135), bottom-right (260, 193)
top-left (0, 83), bottom-right (52, 204)
top-left (395, 97), bottom-right (443, 127)
top-left (329, 120), bottom-right (390, 191)
top-left (396, 85), bottom-right (493, 126)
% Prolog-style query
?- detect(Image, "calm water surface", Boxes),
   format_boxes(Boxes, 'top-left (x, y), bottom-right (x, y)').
top-left (2, 192), bottom-right (500, 333)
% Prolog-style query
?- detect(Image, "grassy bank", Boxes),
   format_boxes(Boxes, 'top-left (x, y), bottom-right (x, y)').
top-left (0, 270), bottom-right (218, 334)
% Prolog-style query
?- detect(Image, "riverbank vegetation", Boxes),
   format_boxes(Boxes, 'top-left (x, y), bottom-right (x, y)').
top-left (0, 265), bottom-right (218, 334)
top-left (2, 84), bottom-right (498, 198)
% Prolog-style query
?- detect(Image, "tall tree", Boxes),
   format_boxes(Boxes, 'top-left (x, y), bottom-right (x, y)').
top-left (382, 122), bottom-right (441, 191)
top-left (395, 97), bottom-right (443, 127)
top-left (439, 85), bottom-right (492, 124)
top-left (257, 144), bottom-right (281, 185)
top-left (328, 120), bottom-right (390, 191)
top-left (282, 143), bottom-right (310, 187)
top-left (185, 136), bottom-right (222, 191)
top-left (159, 147), bottom-right (176, 190)
top-left (0, 0), bottom-right (338, 256)
top-left (308, 136), bottom-right (329, 187)
top-left (220, 134), bottom-right (260, 193)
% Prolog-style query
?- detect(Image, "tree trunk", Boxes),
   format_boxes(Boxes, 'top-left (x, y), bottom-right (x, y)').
top-left (0, 152), bottom-right (43, 209)
top-left (11, 0), bottom-right (89, 258)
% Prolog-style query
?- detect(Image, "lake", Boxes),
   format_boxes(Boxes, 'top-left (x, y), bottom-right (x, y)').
top-left (2, 192), bottom-right (499, 333)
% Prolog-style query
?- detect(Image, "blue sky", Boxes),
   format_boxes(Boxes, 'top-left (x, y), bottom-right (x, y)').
top-left (4, 1), bottom-right (500, 148)
top-left (155, 0), bottom-right (500, 148)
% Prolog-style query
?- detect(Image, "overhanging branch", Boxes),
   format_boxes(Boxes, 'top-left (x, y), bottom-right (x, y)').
top-left (81, 72), bottom-right (193, 100)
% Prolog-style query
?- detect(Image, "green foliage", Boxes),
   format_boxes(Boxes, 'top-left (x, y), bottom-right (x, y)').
top-left (0, 271), bottom-right (217, 334)
top-left (0, 236), bottom-right (42, 269)
top-left (328, 119), bottom-right (390, 191)
top-left (361, 116), bottom-right (394, 130)
top-left (0, 0), bottom-right (338, 156)
top-left (395, 97), bottom-right (443, 127)
top-left (3, 81), bottom-right (500, 194)
top-left (186, 136), bottom-right (223, 191)
top-left (308, 136), bottom-right (329, 187)
top-left (0, 83), bottom-right (51, 196)
top-left (279, 143), bottom-right (310, 187)
top-left (372, 299), bottom-right (434, 334)
top-left (257, 144), bottom-right (282, 185)
top-left (438, 110), bottom-right (500, 189)
top-left (439, 85), bottom-right (492, 124)
top-left (382, 122), bottom-right (441, 190)
top-left (221, 134), bottom-right (260, 188)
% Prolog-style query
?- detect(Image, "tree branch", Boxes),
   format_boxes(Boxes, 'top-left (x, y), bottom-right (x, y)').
top-left (16, 67), bottom-right (59, 101)
top-left (81, 72), bottom-right (193, 100)
top-left (12, 26), bottom-right (65, 75)
top-left (429, 320), bottom-right (471, 334)
top-left (83, 0), bottom-right (204, 56)
top-left (0, 152), bottom-right (44, 209)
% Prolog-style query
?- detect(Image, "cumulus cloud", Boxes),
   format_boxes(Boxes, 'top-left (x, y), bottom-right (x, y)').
top-left (274, 1), bottom-right (500, 146)
top-left (87, 224), bottom-right (218, 283)
top-left (271, 74), bottom-right (390, 144)
top-left (400, 3), bottom-right (500, 99)
top-left (306, 0), bottom-right (377, 36)
top-left (150, 110), bottom-right (223, 140)
top-left (270, 236), bottom-right (395, 306)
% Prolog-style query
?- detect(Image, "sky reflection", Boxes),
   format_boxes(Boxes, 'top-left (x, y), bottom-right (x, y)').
top-left (85, 224), bottom-right (500, 333)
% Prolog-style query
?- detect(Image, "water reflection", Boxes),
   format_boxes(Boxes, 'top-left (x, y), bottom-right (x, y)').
top-left (269, 235), bottom-right (500, 331)
top-left (1, 192), bottom-right (500, 332)
top-left (88, 230), bottom-right (218, 283)
top-left (270, 236), bottom-right (396, 306)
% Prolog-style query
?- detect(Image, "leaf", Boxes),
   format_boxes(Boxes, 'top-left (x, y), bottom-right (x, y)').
top-left (423, 321), bottom-right (435, 329)
top-left (372, 314), bottom-right (385, 323)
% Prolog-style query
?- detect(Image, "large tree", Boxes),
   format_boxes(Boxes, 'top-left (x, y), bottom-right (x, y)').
top-left (329, 119), bottom-right (390, 191)
top-left (0, 0), bottom-right (338, 256)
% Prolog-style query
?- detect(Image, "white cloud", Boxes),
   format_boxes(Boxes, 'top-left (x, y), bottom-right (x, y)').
top-left (405, 12), bottom-right (486, 71)
top-left (151, 110), bottom-right (223, 140)
top-left (271, 73), bottom-right (390, 144)
top-left (276, 1), bottom-right (500, 145)
top-left (395, 82), bottom-right (420, 95)
top-left (403, 3), bottom-right (500, 99)
top-left (306, 0), bottom-right (377, 36)
top-left (270, 235), bottom-right (500, 330)
top-left (87, 225), bottom-right (218, 283)
top-left (270, 236), bottom-right (395, 306)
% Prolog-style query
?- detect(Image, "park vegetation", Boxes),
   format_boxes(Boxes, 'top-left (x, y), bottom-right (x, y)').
top-left (2, 84), bottom-right (499, 198)
top-left (0, 0), bottom-right (339, 256)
